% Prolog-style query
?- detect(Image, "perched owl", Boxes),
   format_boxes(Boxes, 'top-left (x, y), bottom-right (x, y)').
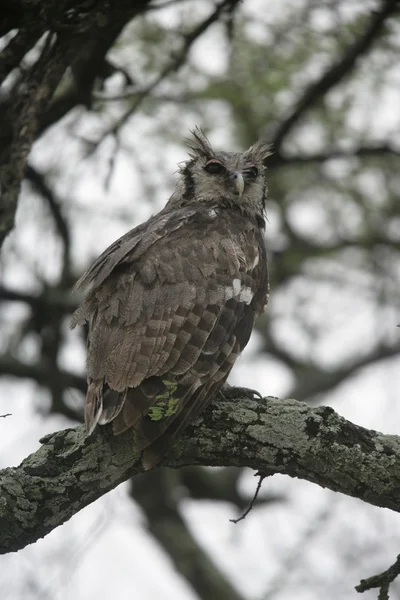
top-left (71, 128), bottom-right (270, 469)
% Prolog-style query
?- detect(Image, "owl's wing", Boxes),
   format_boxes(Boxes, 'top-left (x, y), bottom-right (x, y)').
top-left (72, 208), bottom-right (268, 468)
top-left (71, 206), bottom-right (199, 306)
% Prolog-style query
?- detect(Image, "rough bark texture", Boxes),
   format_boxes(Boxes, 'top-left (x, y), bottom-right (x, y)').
top-left (0, 0), bottom-right (151, 248)
top-left (1, 393), bottom-right (400, 554)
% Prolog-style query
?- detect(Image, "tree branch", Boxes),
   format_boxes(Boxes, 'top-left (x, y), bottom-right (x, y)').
top-left (97, 0), bottom-right (242, 140)
top-left (0, 356), bottom-right (86, 393)
top-left (268, 144), bottom-right (400, 169)
top-left (0, 2), bottom-right (152, 249)
top-left (38, 17), bottom-right (135, 135)
top-left (0, 32), bottom-right (73, 249)
top-left (180, 466), bottom-right (283, 509)
top-left (269, 0), bottom-right (400, 153)
top-left (25, 165), bottom-right (72, 282)
top-left (0, 28), bottom-right (42, 85)
top-left (131, 469), bottom-right (247, 600)
top-left (0, 286), bottom-right (78, 313)
top-left (1, 394), bottom-right (400, 554)
top-left (356, 554), bottom-right (400, 599)
top-left (288, 342), bottom-right (400, 402)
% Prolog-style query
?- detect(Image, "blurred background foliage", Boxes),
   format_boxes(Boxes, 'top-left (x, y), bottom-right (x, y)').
top-left (1, 0), bottom-right (400, 598)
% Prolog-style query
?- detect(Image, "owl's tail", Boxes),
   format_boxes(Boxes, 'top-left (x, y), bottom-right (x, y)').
top-left (140, 382), bottom-right (218, 470)
top-left (85, 375), bottom-right (228, 470)
top-left (85, 380), bottom-right (103, 435)
top-left (113, 375), bottom-right (229, 470)
top-left (85, 379), bottom-right (124, 435)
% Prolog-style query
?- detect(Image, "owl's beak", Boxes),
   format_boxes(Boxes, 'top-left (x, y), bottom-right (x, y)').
top-left (231, 171), bottom-right (244, 197)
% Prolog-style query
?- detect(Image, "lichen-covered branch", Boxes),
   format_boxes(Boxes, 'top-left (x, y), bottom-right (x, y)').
top-left (1, 394), bottom-right (400, 554)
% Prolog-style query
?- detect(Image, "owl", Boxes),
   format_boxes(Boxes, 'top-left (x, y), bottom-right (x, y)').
top-left (71, 128), bottom-right (270, 469)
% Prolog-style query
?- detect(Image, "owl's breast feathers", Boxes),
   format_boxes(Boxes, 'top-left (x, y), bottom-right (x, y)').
top-left (71, 206), bottom-right (268, 468)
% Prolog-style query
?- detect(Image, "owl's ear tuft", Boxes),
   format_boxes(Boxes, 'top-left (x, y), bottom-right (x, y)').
top-left (186, 127), bottom-right (214, 159)
top-left (245, 140), bottom-right (272, 164)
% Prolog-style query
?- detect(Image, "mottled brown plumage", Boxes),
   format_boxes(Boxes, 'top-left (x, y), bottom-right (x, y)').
top-left (71, 128), bottom-right (270, 469)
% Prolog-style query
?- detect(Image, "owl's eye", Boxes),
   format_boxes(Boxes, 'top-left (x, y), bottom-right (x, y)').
top-left (243, 166), bottom-right (258, 179)
top-left (204, 160), bottom-right (225, 175)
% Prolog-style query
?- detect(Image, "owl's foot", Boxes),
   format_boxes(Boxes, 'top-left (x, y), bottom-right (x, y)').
top-left (219, 385), bottom-right (263, 401)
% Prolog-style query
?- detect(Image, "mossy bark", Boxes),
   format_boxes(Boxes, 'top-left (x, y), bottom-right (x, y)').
top-left (1, 394), bottom-right (400, 554)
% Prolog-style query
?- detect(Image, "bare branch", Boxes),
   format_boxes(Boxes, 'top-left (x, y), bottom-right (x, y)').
top-left (25, 165), bottom-right (71, 282)
top-left (100, 0), bottom-right (242, 139)
top-left (289, 342), bottom-right (400, 402)
top-left (131, 468), bottom-right (247, 600)
top-left (0, 356), bottom-right (86, 394)
top-left (0, 286), bottom-right (78, 313)
top-left (269, 0), bottom-right (400, 153)
top-left (356, 554), bottom-right (400, 599)
top-left (261, 333), bottom-right (400, 402)
top-left (230, 471), bottom-right (265, 524)
top-left (268, 144), bottom-right (400, 169)
top-left (38, 19), bottom-right (135, 135)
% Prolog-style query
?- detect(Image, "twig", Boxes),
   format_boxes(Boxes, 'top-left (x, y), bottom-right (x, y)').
top-left (25, 164), bottom-right (71, 283)
top-left (0, 413), bottom-right (11, 418)
top-left (98, 0), bottom-right (241, 141)
top-left (356, 554), bottom-right (400, 599)
top-left (230, 471), bottom-right (266, 524)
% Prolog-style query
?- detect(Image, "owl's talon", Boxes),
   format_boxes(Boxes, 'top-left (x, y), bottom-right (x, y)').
top-left (219, 386), bottom-right (263, 401)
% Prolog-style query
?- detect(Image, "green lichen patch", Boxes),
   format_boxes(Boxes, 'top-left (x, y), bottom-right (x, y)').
top-left (148, 380), bottom-right (180, 421)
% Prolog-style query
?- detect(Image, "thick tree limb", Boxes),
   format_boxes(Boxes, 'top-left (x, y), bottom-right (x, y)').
top-left (0, 2), bottom-right (152, 249)
top-left (0, 32), bottom-right (72, 248)
top-left (131, 469), bottom-right (247, 600)
top-left (1, 394), bottom-right (400, 554)
top-left (130, 466), bottom-right (282, 600)
top-left (0, 28), bottom-right (42, 84)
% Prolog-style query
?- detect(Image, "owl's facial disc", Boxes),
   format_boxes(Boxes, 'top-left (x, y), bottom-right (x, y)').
top-left (171, 133), bottom-right (268, 216)
top-left (204, 159), bottom-right (248, 197)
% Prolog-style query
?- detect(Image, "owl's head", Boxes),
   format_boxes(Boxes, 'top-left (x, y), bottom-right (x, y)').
top-left (169, 128), bottom-right (271, 219)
